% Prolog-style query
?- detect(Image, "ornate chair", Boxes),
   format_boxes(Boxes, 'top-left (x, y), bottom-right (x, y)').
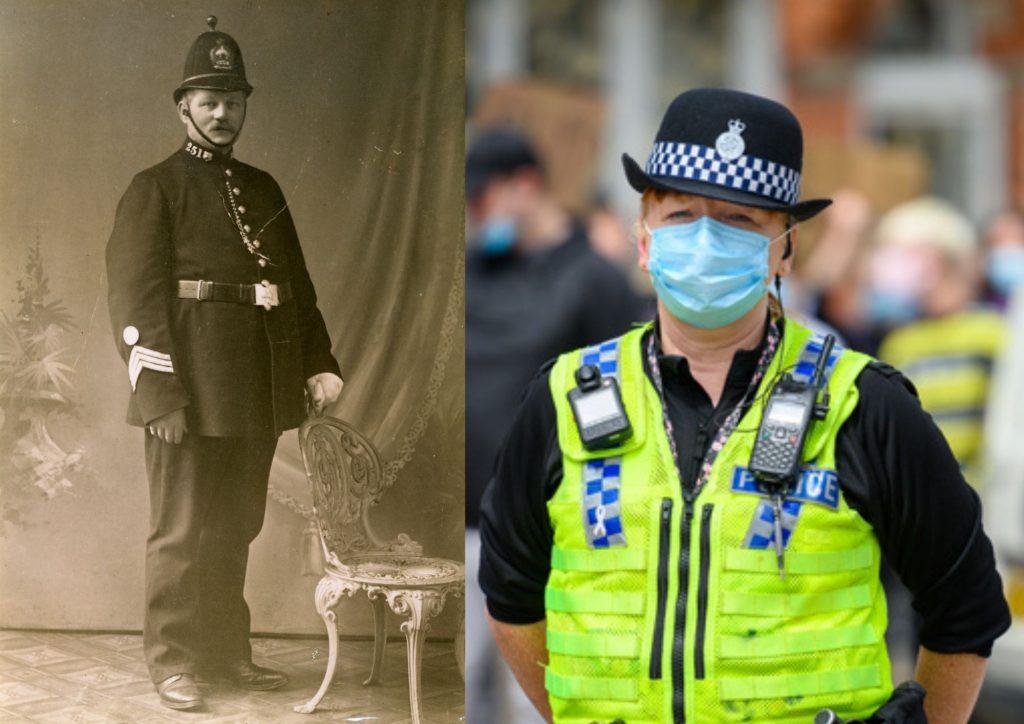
top-left (293, 416), bottom-right (464, 723)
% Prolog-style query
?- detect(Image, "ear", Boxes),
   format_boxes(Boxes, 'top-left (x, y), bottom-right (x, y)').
top-left (637, 219), bottom-right (652, 273)
top-left (177, 99), bottom-right (191, 125)
top-left (776, 227), bottom-right (797, 278)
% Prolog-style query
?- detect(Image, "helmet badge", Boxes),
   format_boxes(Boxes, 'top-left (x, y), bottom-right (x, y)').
top-left (715, 119), bottom-right (746, 161)
top-left (210, 40), bottom-right (234, 70)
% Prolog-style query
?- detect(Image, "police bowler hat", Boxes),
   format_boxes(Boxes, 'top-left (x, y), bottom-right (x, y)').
top-left (173, 16), bottom-right (253, 103)
top-left (623, 88), bottom-right (830, 221)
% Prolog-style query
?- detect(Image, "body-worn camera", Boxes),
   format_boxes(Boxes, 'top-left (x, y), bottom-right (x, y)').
top-left (567, 363), bottom-right (633, 451)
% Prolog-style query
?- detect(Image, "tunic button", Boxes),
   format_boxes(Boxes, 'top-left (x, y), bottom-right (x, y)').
top-left (237, 206), bottom-right (246, 214)
top-left (258, 258), bottom-right (268, 267)
top-left (252, 240), bottom-right (261, 249)
top-left (232, 187), bottom-right (241, 196)
top-left (225, 168), bottom-right (233, 177)
top-left (243, 224), bottom-right (251, 233)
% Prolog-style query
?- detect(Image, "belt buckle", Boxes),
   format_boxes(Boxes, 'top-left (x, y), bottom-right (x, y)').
top-left (196, 280), bottom-right (211, 301)
top-left (255, 281), bottom-right (279, 311)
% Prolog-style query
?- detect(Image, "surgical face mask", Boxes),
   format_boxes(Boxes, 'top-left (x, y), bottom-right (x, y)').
top-left (644, 216), bottom-right (788, 329)
top-left (477, 216), bottom-right (518, 257)
top-left (987, 246), bottom-right (1024, 296)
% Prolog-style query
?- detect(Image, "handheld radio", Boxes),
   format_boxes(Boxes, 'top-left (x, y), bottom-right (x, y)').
top-left (567, 363), bottom-right (633, 451)
top-left (749, 334), bottom-right (835, 575)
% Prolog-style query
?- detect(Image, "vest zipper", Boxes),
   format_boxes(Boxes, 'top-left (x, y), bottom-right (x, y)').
top-left (694, 504), bottom-right (714, 680)
top-left (672, 496), bottom-right (695, 723)
top-left (649, 497), bottom-right (673, 679)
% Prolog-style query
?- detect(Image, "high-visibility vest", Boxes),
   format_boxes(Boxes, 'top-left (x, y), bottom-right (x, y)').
top-left (879, 308), bottom-right (1005, 485)
top-left (546, 320), bottom-right (892, 723)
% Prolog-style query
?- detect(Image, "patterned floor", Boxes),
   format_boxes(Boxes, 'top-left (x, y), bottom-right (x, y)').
top-left (0, 630), bottom-right (464, 723)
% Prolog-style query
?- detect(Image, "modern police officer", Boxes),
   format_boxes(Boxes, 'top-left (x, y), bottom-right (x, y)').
top-left (106, 17), bottom-right (342, 710)
top-left (479, 88), bottom-right (1010, 723)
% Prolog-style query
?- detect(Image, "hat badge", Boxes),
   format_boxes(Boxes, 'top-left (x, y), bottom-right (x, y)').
top-left (210, 40), bottom-right (234, 70)
top-left (715, 119), bottom-right (746, 161)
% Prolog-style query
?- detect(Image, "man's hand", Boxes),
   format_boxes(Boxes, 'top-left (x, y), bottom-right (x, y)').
top-left (306, 372), bottom-right (344, 416)
top-left (148, 408), bottom-right (187, 444)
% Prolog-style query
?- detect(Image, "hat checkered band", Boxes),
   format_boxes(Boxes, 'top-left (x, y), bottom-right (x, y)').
top-left (582, 458), bottom-right (627, 548)
top-left (580, 338), bottom-right (622, 382)
top-left (645, 141), bottom-right (801, 206)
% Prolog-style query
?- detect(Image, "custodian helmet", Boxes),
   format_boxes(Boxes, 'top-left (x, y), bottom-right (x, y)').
top-left (173, 16), bottom-right (253, 103)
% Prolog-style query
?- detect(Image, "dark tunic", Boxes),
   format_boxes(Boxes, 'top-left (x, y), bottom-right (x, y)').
top-left (106, 141), bottom-right (339, 437)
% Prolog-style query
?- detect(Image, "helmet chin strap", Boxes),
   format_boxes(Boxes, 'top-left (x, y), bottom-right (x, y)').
top-left (181, 101), bottom-right (245, 150)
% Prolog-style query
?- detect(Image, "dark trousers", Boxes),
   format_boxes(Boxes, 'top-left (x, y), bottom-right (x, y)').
top-left (143, 432), bottom-right (278, 684)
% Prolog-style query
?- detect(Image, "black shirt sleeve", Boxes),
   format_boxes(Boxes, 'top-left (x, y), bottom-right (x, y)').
top-left (837, 362), bottom-right (1011, 656)
top-left (478, 365), bottom-right (559, 624)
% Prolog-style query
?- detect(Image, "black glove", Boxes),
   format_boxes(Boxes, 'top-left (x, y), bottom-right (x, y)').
top-left (868, 681), bottom-right (927, 723)
top-left (814, 681), bottom-right (927, 724)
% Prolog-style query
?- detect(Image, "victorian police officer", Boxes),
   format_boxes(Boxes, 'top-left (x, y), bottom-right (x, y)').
top-left (479, 88), bottom-right (1010, 723)
top-left (106, 17), bottom-right (343, 710)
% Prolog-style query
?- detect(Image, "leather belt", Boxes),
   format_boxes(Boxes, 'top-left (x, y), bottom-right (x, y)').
top-left (177, 280), bottom-right (293, 310)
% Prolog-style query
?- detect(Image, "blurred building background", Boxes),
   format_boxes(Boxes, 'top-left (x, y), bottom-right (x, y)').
top-left (466, 1), bottom-right (1024, 722)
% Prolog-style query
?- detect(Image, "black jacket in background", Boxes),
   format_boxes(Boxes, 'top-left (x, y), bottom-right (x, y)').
top-left (465, 222), bottom-right (649, 527)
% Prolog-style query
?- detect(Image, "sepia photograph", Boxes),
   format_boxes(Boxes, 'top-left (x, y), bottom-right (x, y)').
top-left (0, 1), bottom-right (464, 721)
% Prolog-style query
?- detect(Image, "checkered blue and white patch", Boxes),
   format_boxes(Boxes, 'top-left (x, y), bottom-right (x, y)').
top-left (582, 458), bottom-right (627, 548)
top-left (743, 498), bottom-right (802, 550)
top-left (580, 339), bottom-right (622, 382)
top-left (645, 141), bottom-right (801, 206)
top-left (792, 334), bottom-right (844, 385)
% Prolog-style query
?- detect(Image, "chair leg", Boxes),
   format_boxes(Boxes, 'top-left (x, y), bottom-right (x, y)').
top-left (294, 576), bottom-right (357, 715)
top-left (387, 590), bottom-right (447, 724)
top-left (364, 589), bottom-right (388, 685)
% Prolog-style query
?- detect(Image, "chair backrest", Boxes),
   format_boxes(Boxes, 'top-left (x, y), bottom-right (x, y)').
top-left (299, 416), bottom-right (421, 557)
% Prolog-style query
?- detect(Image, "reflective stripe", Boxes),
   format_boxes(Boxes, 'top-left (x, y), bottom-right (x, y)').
top-left (545, 668), bottom-right (638, 701)
top-left (551, 546), bottom-right (647, 572)
top-left (724, 545), bottom-right (873, 574)
top-left (721, 584), bottom-right (871, 616)
top-left (547, 629), bottom-right (639, 658)
top-left (545, 587), bottom-right (644, 615)
top-left (719, 623), bottom-right (878, 659)
top-left (719, 664), bottom-right (881, 701)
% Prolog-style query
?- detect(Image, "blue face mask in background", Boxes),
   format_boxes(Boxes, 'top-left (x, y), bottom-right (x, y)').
top-left (646, 216), bottom-right (783, 329)
top-left (863, 288), bottom-right (921, 327)
top-left (477, 216), bottom-right (518, 257)
top-left (986, 246), bottom-right (1024, 296)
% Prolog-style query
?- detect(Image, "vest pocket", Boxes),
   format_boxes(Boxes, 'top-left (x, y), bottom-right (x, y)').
top-left (649, 497), bottom-right (673, 679)
top-left (694, 503), bottom-right (713, 680)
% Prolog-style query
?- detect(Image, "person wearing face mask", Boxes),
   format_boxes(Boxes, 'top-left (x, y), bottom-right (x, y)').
top-left (981, 208), bottom-right (1024, 308)
top-left (478, 88), bottom-right (1009, 724)
top-left (105, 17), bottom-right (342, 710)
top-left (464, 126), bottom-right (646, 723)
top-left (872, 198), bottom-right (1006, 486)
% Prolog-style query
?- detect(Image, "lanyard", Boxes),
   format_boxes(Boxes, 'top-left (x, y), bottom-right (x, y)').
top-left (644, 320), bottom-right (781, 498)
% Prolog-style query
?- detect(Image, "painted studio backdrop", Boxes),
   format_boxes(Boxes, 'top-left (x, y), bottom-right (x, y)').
top-left (0, 0), bottom-right (464, 637)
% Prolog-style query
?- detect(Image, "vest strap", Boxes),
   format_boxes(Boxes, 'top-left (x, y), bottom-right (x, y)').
top-left (719, 664), bottom-right (881, 701)
top-left (792, 333), bottom-right (844, 386)
top-left (552, 545), bottom-right (647, 571)
top-left (545, 587), bottom-right (645, 615)
top-left (719, 623), bottom-right (879, 659)
top-left (582, 458), bottom-right (627, 548)
top-left (547, 629), bottom-right (640, 658)
top-left (580, 338), bottom-right (623, 382)
top-left (724, 544), bottom-right (873, 574)
top-left (545, 668), bottom-right (638, 701)
top-left (722, 584), bottom-right (871, 616)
